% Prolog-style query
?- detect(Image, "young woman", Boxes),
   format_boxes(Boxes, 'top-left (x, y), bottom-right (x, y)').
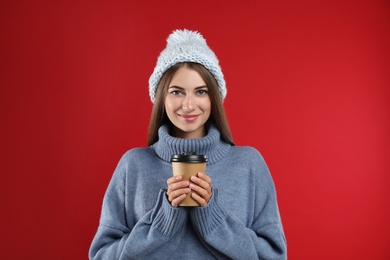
top-left (89, 29), bottom-right (287, 259)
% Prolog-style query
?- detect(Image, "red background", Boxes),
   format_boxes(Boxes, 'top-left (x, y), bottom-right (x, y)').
top-left (1, 0), bottom-right (389, 259)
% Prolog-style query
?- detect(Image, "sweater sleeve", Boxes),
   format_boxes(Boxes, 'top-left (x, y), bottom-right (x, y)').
top-left (89, 154), bottom-right (188, 260)
top-left (189, 154), bottom-right (287, 259)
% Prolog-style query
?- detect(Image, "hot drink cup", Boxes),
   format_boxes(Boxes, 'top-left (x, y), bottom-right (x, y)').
top-left (171, 152), bottom-right (208, 207)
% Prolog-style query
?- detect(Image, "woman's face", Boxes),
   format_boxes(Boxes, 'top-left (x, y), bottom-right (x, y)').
top-left (165, 66), bottom-right (211, 139)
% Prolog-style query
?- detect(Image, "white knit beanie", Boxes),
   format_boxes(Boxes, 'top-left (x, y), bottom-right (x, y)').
top-left (148, 29), bottom-right (226, 103)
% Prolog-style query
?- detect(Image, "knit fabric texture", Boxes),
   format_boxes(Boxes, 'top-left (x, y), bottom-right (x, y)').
top-left (148, 29), bottom-right (227, 103)
top-left (89, 124), bottom-right (287, 259)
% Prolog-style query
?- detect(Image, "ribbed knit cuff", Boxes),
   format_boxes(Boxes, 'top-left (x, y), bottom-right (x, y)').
top-left (190, 189), bottom-right (228, 237)
top-left (153, 189), bottom-right (188, 237)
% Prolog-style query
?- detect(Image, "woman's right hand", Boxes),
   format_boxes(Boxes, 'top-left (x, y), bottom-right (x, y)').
top-left (166, 175), bottom-right (190, 207)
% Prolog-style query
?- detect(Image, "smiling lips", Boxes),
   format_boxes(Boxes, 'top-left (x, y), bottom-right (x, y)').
top-left (179, 114), bottom-right (199, 122)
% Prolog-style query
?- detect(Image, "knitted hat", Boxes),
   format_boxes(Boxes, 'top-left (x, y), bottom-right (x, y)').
top-left (148, 29), bottom-right (226, 103)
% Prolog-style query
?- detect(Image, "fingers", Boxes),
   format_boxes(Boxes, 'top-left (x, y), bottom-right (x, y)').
top-left (192, 172), bottom-right (211, 186)
top-left (170, 194), bottom-right (187, 207)
top-left (166, 172), bottom-right (213, 207)
top-left (166, 176), bottom-right (190, 207)
top-left (190, 172), bottom-right (212, 193)
top-left (190, 172), bottom-right (212, 207)
top-left (191, 192), bottom-right (208, 207)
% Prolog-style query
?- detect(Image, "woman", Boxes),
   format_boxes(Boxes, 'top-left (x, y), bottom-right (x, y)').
top-left (89, 29), bottom-right (287, 259)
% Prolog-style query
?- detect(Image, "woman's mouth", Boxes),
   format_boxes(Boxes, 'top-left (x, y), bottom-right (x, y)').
top-left (180, 114), bottom-right (199, 122)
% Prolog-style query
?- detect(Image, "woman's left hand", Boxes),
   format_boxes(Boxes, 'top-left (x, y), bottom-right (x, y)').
top-left (189, 172), bottom-right (212, 207)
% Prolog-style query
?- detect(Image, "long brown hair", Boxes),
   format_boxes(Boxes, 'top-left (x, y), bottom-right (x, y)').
top-left (147, 62), bottom-right (234, 146)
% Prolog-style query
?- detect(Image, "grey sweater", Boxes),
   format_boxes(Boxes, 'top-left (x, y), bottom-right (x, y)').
top-left (89, 124), bottom-right (287, 259)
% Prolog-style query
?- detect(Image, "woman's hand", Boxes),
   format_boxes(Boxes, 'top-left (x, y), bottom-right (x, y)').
top-left (167, 172), bottom-right (212, 207)
top-left (166, 175), bottom-right (190, 207)
top-left (189, 172), bottom-right (212, 207)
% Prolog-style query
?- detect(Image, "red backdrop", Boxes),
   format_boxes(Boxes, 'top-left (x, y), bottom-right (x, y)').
top-left (1, 0), bottom-right (389, 259)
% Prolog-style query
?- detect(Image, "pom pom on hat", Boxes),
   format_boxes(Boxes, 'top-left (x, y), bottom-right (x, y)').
top-left (148, 29), bottom-right (226, 103)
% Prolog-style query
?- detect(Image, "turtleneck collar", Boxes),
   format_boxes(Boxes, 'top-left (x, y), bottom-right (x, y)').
top-left (151, 124), bottom-right (231, 165)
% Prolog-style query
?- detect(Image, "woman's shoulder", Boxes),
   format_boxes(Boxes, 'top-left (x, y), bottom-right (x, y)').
top-left (230, 145), bottom-right (264, 158)
top-left (228, 146), bottom-right (272, 181)
top-left (228, 145), bottom-right (269, 167)
top-left (123, 147), bottom-right (153, 155)
top-left (118, 147), bottom-right (156, 164)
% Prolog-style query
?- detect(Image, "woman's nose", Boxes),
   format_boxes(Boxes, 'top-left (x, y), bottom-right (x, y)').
top-left (182, 94), bottom-right (194, 112)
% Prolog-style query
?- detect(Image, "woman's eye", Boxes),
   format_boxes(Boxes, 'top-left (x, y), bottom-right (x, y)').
top-left (170, 90), bottom-right (182, 95)
top-left (198, 89), bottom-right (208, 95)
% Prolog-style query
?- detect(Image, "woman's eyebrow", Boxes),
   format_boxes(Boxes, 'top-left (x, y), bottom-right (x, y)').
top-left (168, 85), bottom-right (207, 89)
top-left (168, 86), bottom-right (183, 89)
